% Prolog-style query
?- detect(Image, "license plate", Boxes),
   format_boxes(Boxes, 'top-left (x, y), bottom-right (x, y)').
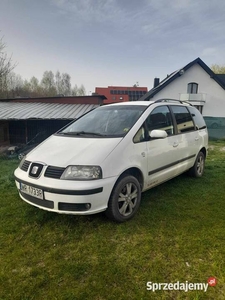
top-left (20, 183), bottom-right (43, 200)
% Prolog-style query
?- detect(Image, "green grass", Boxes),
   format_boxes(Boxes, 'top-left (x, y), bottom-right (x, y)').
top-left (1, 142), bottom-right (225, 300)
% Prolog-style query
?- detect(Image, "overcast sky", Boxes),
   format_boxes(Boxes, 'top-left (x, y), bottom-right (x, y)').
top-left (1, 0), bottom-right (225, 94)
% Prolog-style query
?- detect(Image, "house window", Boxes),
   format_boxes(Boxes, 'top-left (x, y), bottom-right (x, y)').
top-left (187, 82), bottom-right (198, 94)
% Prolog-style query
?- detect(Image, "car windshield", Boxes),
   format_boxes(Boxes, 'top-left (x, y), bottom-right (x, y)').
top-left (59, 105), bottom-right (146, 137)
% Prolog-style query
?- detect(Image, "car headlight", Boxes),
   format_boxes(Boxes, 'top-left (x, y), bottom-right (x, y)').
top-left (60, 165), bottom-right (102, 180)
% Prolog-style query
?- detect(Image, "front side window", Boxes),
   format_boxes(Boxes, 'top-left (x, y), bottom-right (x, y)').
top-left (59, 105), bottom-right (146, 138)
top-left (146, 106), bottom-right (174, 136)
top-left (170, 106), bottom-right (195, 133)
top-left (187, 82), bottom-right (198, 94)
top-left (133, 125), bottom-right (146, 143)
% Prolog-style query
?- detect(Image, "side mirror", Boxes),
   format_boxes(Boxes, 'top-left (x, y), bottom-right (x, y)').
top-left (150, 130), bottom-right (168, 139)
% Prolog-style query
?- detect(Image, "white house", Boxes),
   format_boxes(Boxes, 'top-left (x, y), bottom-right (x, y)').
top-left (140, 58), bottom-right (225, 139)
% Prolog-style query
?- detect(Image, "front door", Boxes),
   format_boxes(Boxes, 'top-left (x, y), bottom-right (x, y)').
top-left (145, 105), bottom-right (179, 188)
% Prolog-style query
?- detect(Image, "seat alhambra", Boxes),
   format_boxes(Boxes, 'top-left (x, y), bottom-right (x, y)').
top-left (14, 99), bottom-right (208, 222)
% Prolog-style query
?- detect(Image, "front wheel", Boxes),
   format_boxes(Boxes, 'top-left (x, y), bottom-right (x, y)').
top-left (188, 151), bottom-right (205, 177)
top-left (105, 175), bottom-right (141, 222)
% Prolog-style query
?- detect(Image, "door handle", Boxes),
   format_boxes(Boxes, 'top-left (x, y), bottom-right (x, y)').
top-left (173, 142), bottom-right (179, 147)
top-left (195, 137), bottom-right (199, 141)
top-left (141, 152), bottom-right (146, 157)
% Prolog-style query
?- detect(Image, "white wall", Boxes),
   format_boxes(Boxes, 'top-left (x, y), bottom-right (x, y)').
top-left (151, 64), bottom-right (225, 117)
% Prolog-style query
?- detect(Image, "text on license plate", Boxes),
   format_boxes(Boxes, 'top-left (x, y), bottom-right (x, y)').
top-left (20, 183), bottom-right (43, 200)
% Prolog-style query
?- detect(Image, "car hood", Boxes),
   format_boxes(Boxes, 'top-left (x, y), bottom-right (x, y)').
top-left (26, 134), bottom-right (123, 167)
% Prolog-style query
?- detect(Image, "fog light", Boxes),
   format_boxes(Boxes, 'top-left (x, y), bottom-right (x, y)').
top-left (85, 203), bottom-right (91, 210)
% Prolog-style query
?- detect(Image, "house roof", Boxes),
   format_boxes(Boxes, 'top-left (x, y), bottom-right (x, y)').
top-left (216, 74), bottom-right (225, 86)
top-left (140, 57), bottom-right (225, 101)
top-left (1, 95), bottom-right (106, 105)
top-left (0, 102), bottom-right (99, 120)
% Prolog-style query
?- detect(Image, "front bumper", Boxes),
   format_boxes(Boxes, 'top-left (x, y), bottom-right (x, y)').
top-left (14, 167), bottom-right (117, 215)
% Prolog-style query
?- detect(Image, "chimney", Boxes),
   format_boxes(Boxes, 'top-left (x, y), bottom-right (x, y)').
top-left (153, 77), bottom-right (160, 88)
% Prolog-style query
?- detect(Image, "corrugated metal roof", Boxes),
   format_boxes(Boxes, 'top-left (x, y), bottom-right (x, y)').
top-left (0, 102), bottom-right (99, 120)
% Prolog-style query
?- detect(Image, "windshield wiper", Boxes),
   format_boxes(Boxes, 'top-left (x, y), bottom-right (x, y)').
top-left (61, 131), bottom-right (106, 136)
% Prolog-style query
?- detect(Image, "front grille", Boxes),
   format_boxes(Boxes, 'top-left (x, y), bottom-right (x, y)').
top-left (44, 166), bottom-right (66, 179)
top-left (29, 163), bottom-right (44, 178)
top-left (20, 160), bottom-right (31, 172)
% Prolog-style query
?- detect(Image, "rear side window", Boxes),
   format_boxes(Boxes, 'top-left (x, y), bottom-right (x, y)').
top-left (170, 106), bottom-right (195, 133)
top-left (188, 106), bottom-right (206, 130)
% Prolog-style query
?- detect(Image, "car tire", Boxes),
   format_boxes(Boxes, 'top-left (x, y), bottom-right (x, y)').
top-left (188, 151), bottom-right (205, 177)
top-left (105, 175), bottom-right (141, 222)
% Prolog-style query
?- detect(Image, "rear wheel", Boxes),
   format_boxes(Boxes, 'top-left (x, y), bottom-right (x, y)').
top-left (105, 175), bottom-right (141, 222)
top-left (189, 151), bottom-right (205, 177)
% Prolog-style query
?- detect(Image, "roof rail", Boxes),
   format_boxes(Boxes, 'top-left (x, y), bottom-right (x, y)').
top-left (154, 98), bottom-right (193, 106)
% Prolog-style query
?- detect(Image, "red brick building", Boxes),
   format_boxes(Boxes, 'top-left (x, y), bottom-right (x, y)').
top-left (95, 86), bottom-right (148, 104)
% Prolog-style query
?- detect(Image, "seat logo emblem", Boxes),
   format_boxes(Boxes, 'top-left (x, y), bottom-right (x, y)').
top-left (31, 166), bottom-right (39, 175)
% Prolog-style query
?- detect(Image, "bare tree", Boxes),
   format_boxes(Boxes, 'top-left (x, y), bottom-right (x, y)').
top-left (78, 84), bottom-right (86, 96)
top-left (6, 72), bottom-right (24, 97)
top-left (61, 73), bottom-right (71, 95)
top-left (0, 37), bottom-right (16, 77)
top-left (41, 71), bottom-right (57, 96)
top-left (55, 71), bottom-right (72, 95)
top-left (29, 76), bottom-right (43, 97)
top-left (55, 70), bottom-right (62, 94)
top-left (0, 42), bottom-right (86, 98)
top-left (71, 83), bottom-right (86, 96)
top-left (71, 84), bottom-right (79, 96)
top-left (0, 36), bottom-right (17, 98)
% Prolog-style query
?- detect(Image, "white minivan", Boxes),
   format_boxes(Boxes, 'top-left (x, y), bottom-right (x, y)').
top-left (14, 99), bottom-right (208, 222)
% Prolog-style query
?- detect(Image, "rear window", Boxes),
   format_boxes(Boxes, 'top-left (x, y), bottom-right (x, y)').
top-left (188, 106), bottom-right (206, 130)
